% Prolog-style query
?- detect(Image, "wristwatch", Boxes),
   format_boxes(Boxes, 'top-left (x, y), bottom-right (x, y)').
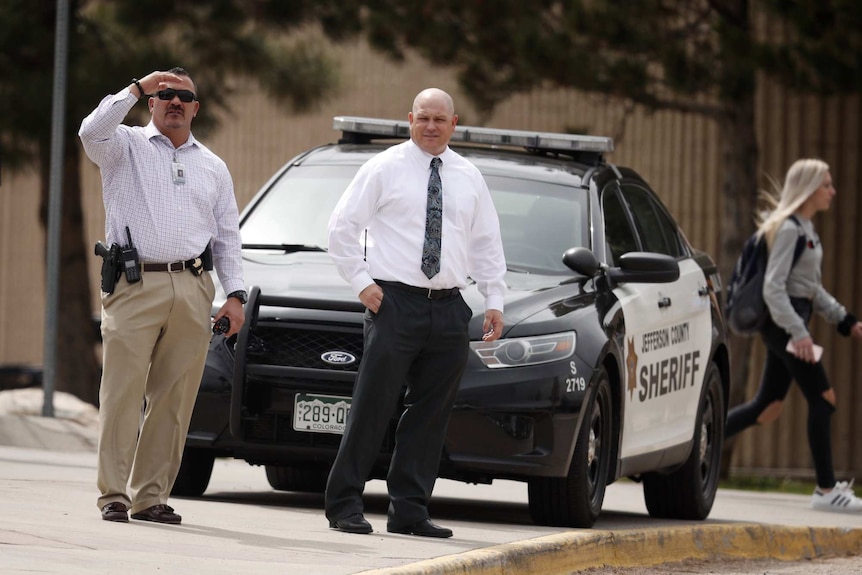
top-left (131, 78), bottom-right (148, 99)
top-left (227, 290), bottom-right (247, 305)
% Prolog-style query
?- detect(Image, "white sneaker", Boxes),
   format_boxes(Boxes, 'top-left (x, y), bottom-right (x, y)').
top-left (811, 479), bottom-right (862, 513)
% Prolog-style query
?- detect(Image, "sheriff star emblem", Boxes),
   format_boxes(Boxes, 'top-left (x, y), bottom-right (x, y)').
top-left (626, 337), bottom-right (638, 400)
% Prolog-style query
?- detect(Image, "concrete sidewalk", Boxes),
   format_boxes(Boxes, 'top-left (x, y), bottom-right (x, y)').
top-left (0, 394), bottom-right (859, 575)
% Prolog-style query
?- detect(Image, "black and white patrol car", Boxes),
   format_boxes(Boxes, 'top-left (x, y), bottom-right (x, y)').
top-left (175, 117), bottom-right (730, 528)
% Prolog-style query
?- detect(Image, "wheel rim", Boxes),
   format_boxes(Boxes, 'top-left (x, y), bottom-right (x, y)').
top-left (698, 386), bottom-right (717, 491)
top-left (588, 406), bottom-right (600, 489)
top-left (588, 385), bottom-right (608, 501)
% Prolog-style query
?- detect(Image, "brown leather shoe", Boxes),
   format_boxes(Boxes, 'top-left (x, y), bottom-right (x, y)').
top-left (130, 504), bottom-right (182, 525)
top-left (101, 502), bottom-right (129, 522)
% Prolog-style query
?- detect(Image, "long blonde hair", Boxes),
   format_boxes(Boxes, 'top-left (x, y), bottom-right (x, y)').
top-left (756, 158), bottom-right (829, 247)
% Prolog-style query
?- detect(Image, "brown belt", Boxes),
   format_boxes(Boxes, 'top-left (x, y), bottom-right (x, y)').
top-left (141, 258), bottom-right (199, 273)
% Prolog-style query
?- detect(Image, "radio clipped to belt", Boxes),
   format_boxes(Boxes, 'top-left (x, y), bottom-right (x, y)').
top-left (120, 227), bottom-right (141, 284)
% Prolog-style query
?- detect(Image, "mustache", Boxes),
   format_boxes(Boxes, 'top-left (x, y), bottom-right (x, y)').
top-left (166, 105), bottom-right (184, 114)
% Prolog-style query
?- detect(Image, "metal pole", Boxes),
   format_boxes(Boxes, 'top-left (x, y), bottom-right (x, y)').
top-left (43, 0), bottom-right (70, 417)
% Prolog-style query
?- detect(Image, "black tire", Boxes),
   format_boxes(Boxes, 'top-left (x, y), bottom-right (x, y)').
top-left (265, 465), bottom-right (328, 493)
top-left (528, 368), bottom-right (613, 528)
top-left (643, 362), bottom-right (724, 519)
top-left (171, 447), bottom-right (215, 497)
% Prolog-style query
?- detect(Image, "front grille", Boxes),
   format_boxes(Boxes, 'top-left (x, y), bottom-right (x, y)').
top-left (247, 323), bottom-right (364, 370)
top-left (245, 413), bottom-right (396, 452)
top-left (236, 302), bottom-right (375, 446)
top-left (246, 414), bottom-right (345, 446)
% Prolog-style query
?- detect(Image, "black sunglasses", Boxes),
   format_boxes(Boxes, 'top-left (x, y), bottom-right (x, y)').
top-left (157, 88), bottom-right (197, 103)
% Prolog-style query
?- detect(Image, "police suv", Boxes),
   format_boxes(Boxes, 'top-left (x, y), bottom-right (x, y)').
top-left (176, 117), bottom-right (730, 528)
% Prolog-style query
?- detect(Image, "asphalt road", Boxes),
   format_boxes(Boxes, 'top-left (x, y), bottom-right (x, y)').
top-left (0, 440), bottom-right (860, 575)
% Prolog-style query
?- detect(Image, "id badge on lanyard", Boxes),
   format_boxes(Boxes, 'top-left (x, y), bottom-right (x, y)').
top-left (172, 160), bottom-right (186, 185)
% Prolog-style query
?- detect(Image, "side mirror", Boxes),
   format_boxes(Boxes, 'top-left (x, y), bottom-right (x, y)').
top-left (607, 252), bottom-right (680, 284)
top-left (562, 247), bottom-right (600, 277)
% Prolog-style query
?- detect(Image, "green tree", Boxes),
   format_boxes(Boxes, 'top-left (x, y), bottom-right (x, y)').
top-left (344, 0), bottom-right (862, 466)
top-left (0, 0), bottom-right (346, 404)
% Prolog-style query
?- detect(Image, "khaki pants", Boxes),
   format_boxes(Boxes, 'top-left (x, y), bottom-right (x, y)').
top-left (96, 270), bottom-right (215, 514)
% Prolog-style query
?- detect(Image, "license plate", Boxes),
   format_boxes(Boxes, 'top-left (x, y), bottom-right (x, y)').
top-left (293, 393), bottom-right (352, 434)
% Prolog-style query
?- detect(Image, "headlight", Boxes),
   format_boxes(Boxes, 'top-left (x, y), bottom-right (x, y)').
top-left (470, 332), bottom-right (576, 368)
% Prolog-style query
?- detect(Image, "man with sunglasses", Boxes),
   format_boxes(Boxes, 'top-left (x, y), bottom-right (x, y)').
top-left (79, 68), bottom-right (246, 525)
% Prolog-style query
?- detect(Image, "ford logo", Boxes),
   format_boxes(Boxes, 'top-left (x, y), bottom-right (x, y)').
top-left (321, 351), bottom-right (357, 365)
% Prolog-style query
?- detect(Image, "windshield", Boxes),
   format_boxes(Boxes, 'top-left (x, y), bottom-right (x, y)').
top-left (241, 164), bottom-right (589, 274)
top-left (485, 174), bottom-right (588, 273)
top-left (241, 165), bottom-right (357, 248)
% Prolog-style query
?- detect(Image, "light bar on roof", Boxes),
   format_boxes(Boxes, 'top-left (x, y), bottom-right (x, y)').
top-left (333, 116), bottom-right (614, 153)
top-left (334, 116), bottom-right (411, 139)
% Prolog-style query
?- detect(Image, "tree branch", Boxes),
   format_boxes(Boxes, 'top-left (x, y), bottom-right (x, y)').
top-left (706, 0), bottom-right (748, 30)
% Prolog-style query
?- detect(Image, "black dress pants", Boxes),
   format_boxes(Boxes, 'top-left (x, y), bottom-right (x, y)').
top-left (725, 298), bottom-right (836, 488)
top-left (324, 284), bottom-right (472, 526)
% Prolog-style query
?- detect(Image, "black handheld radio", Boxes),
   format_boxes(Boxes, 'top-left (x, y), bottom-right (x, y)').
top-left (212, 316), bottom-right (230, 335)
top-left (122, 226), bottom-right (141, 284)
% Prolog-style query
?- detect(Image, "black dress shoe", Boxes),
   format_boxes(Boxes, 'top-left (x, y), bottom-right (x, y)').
top-left (329, 514), bottom-right (373, 534)
top-left (130, 504), bottom-right (182, 525)
top-left (387, 518), bottom-right (453, 538)
top-left (101, 502), bottom-right (129, 522)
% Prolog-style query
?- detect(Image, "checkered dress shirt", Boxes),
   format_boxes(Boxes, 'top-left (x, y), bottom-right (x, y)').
top-left (79, 88), bottom-right (244, 296)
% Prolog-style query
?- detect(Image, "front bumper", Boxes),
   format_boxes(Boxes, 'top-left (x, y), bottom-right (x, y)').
top-left (186, 288), bottom-right (592, 481)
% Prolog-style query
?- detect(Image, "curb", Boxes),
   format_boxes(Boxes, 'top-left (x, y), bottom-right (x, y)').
top-left (357, 523), bottom-right (862, 574)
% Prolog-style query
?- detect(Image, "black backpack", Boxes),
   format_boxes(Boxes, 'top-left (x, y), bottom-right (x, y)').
top-left (725, 215), bottom-right (807, 336)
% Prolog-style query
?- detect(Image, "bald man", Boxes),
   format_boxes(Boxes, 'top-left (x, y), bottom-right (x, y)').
top-left (325, 89), bottom-right (506, 537)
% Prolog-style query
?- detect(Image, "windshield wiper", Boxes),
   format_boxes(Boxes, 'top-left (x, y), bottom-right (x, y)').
top-left (242, 244), bottom-right (327, 253)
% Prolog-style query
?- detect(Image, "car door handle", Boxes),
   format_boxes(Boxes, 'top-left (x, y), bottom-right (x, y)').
top-left (657, 297), bottom-right (672, 308)
top-left (698, 286), bottom-right (710, 296)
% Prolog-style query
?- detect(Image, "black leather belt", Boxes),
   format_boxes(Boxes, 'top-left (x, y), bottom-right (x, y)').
top-left (376, 280), bottom-right (459, 300)
top-left (141, 258), bottom-right (199, 273)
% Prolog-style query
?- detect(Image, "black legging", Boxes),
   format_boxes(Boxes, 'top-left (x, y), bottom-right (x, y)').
top-left (725, 298), bottom-right (837, 488)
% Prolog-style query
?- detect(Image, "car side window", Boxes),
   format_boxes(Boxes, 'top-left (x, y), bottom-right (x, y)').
top-left (620, 184), bottom-right (684, 258)
top-left (601, 185), bottom-right (639, 264)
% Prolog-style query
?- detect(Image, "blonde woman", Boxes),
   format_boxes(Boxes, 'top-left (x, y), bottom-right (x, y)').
top-left (725, 158), bottom-right (862, 513)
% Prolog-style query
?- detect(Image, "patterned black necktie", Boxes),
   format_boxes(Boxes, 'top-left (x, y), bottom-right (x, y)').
top-left (421, 157), bottom-right (443, 279)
